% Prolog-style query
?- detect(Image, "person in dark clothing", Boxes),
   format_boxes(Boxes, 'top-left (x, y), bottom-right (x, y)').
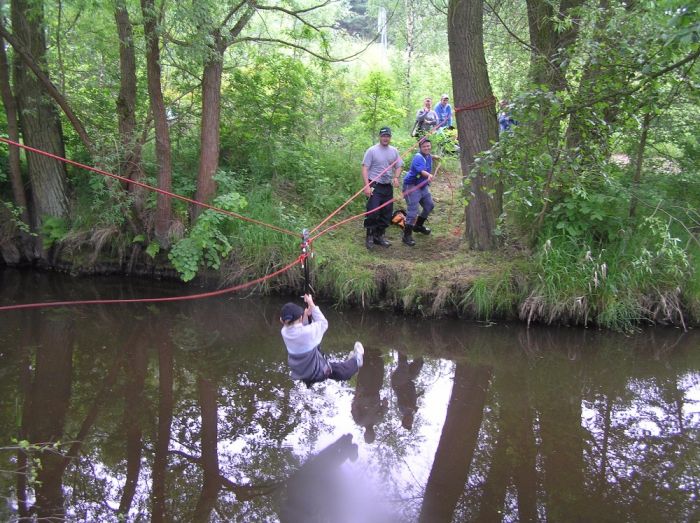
top-left (351, 346), bottom-right (388, 443)
top-left (280, 294), bottom-right (363, 387)
top-left (390, 352), bottom-right (424, 430)
top-left (361, 126), bottom-right (404, 250)
top-left (412, 97), bottom-right (439, 137)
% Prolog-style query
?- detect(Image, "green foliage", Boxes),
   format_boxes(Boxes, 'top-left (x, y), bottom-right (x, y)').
top-left (72, 174), bottom-right (132, 230)
top-left (355, 70), bottom-right (403, 138)
top-left (169, 190), bottom-right (247, 281)
top-left (41, 216), bottom-right (69, 249)
top-left (146, 241), bottom-right (160, 259)
top-left (2, 201), bottom-right (32, 235)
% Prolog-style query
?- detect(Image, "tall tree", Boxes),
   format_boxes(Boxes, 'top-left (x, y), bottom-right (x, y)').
top-left (0, 0), bottom-right (28, 226)
top-left (419, 363), bottom-right (492, 522)
top-left (11, 0), bottom-right (70, 227)
top-left (141, 0), bottom-right (173, 244)
top-left (114, 0), bottom-right (144, 200)
top-left (447, 0), bottom-right (499, 250)
top-left (193, 3), bottom-right (253, 215)
top-left (526, 0), bottom-right (584, 90)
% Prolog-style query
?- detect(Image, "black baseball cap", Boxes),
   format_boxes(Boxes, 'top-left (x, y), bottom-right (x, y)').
top-left (379, 126), bottom-right (392, 136)
top-left (281, 302), bottom-right (304, 322)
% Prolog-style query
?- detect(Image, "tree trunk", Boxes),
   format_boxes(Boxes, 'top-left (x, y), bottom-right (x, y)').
top-left (114, 0), bottom-right (144, 196)
top-left (192, 6), bottom-right (253, 218)
top-left (194, 41), bottom-right (224, 217)
top-left (11, 0), bottom-right (70, 227)
top-left (628, 112), bottom-right (651, 218)
top-left (403, 0), bottom-right (416, 117)
top-left (141, 0), bottom-right (173, 245)
top-left (447, 0), bottom-right (499, 250)
top-left (0, 3), bottom-right (28, 225)
top-left (526, 0), bottom-right (583, 90)
top-left (419, 363), bottom-right (492, 522)
top-left (118, 341), bottom-right (148, 517)
top-left (192, 376), bottom-right (221, 521)
top-left (27, 316), bottom-right (74, 520)
top-left (151, 338), bottom-right (174, 523)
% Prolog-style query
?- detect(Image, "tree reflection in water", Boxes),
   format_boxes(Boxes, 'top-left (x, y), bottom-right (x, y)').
top-left (0, 270), bottom-right (699, 521)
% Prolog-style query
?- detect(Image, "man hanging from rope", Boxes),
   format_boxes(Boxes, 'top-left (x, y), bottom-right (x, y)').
top-left (280, 294), bottom-right (364, 387)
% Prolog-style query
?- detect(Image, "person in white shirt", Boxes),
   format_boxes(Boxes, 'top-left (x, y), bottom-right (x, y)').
top-left (280, 294), bottom-right (364, 387)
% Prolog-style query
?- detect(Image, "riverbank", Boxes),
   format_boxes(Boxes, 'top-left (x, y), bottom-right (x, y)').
top-left (2, 165), bottom-right (696, 333)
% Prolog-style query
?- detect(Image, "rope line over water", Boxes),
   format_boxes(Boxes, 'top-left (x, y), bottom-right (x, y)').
top-left (0, 255), bottom-right (306, 312)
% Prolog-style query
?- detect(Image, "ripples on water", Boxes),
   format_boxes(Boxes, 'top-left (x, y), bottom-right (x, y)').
top-left (0, 269), bottom-right (698, 522)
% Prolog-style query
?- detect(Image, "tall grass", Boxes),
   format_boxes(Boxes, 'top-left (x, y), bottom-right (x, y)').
top-left (520, 219), bottom-right (691, 331)
top-left (459, 267), bottom-right (524, 320)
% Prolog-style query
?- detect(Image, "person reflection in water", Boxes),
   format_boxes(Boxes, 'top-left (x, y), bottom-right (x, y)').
top-left (391, 351), bottom-right (424, 430)
top-left (278, 433), bottom-right (359, 523)
top-left (351, 346), bottom-right (388, 443)
top-left (280, 294), bottom-right (364, 388)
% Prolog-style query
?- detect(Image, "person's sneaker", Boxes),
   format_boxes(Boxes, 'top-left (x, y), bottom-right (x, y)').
top-left (353, 341), bottom-right (364, 367)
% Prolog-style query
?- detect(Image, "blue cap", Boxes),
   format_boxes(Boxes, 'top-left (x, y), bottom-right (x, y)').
top-left (379, 126), bottom-right (392, 136)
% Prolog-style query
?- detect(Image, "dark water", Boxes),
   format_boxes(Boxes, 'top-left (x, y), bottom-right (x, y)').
top-left (0, 269), bottom-right (698, 522)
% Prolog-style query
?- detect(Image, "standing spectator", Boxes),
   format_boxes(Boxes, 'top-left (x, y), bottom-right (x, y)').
top-left (280, 294), bottom-right (364, 388)
top-left (412, 97), bottom-right (439, 137)
top-left (361, 126), bottom-right (403, 250)
top-left (498, 99), bottom-right (517, 133)
top-left (435, 94), bottom-right (452, 128)
top-left (402, 138), bottom-right (435, 247)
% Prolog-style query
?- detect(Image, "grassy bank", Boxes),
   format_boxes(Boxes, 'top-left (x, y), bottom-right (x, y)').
top-left (21, 156), bottom-right (697, 333)
top-left (216, 159), bottom-right (699, 333)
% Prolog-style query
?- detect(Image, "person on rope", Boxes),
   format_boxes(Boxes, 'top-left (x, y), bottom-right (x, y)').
top-left (411, 97), bottom-right (439, 137)
top-left (435, 94), bottom-right (452, 128)
top-left (280, 294), bottom-right (364, 387)
top-left (361, 126), bottom-right (403, 250)
top-left (402, 138), bottom-right (435, 247)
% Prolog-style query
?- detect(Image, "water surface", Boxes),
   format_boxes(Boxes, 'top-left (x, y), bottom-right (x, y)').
top-left (0, 269), bottom-right (698, 522)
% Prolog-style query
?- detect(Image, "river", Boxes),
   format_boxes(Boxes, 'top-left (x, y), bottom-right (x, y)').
top-left (0, 268), bottom-right (698, 522)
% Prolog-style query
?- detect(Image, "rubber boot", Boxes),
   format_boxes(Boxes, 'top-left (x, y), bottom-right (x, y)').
top-left (414, 216), bottom-right (431, 235)
top-left (365, 228), bottom-right (374, 250)
top-left (402, 224), bottom-right (416, 246)
top-left (373, 229), bottom-right (391, 247)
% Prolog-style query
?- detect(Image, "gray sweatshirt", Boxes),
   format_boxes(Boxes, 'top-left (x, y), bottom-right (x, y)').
top-left (281, 307), bottom-right (331, 381)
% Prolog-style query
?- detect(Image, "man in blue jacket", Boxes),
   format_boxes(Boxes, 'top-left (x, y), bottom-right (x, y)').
top-left (435, 94), bottom-right (452, 128)
top-left (402, 139), bottom-right (435, 246)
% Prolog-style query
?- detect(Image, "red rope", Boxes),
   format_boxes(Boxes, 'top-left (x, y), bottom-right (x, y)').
top-left (0, 95), bottom-right (496, 311)
top-left (0, 137), bottom-right (298, 238)
top-left (0, 255), bottom-right (306, 311)
top-left (310, 177), bottom-right (433, 243)
top-left (454, 95), bottom-right (498, 113)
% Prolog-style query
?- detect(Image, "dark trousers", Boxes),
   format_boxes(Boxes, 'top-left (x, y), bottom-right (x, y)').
top-left (364, 183), bottom-right (393, 233)
top-left (303, 354), bottom-right (359, 388)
